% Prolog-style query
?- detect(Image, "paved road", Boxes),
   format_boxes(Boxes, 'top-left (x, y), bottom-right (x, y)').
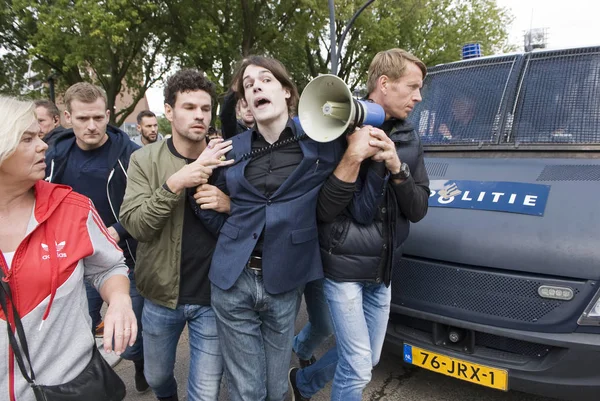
top-left (115, 304), bottom-right (561, 401)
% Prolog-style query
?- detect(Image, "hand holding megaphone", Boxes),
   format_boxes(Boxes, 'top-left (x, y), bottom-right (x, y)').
top-left (369, 129), bottom-right (402, 173)
top-left (298, 74), bottom-right (385, 142)
top-left (346, 125), bottom-right (386, 162)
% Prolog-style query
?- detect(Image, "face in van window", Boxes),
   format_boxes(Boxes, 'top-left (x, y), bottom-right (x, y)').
top-left (383, 62), bottom-right (423, 120)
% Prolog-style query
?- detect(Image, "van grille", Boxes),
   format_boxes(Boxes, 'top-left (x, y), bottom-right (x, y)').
top-left (536, 165), bottom-right (600, 181)
top-left (425, 162), bottom-right (449, 177)
top-left (393, 258), bottom-right (581, 324)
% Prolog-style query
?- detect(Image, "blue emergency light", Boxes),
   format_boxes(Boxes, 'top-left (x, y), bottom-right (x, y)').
top-left (462, 43), bottom-right (482, 59)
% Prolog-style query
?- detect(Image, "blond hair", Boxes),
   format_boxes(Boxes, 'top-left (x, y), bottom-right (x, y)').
top-left (366, 49), bottom-right (427, 95)
top-left (0, 96), bottom-right (36, 165)
top-left (64, 82), bottom-right (108, 112)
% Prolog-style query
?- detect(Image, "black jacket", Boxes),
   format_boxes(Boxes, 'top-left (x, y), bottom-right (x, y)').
top-left (318, 119), bottom-right (430, 285)
top-left (45, 125), bottom-right (140, 268)
top-left (220, 90), bottom-right (253, 139)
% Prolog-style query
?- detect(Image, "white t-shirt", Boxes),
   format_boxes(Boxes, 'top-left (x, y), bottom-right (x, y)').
top-left (3, 251), bottom-right (15, 270)
top-left (1, 202), bottom-right (37, 271)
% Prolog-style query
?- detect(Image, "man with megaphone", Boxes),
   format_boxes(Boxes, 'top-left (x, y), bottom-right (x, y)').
top-left (289, 48), bottom-right (431, 401)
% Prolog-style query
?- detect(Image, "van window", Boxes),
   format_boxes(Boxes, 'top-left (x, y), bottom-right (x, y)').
top-left (510, 49), bottom-right (600, 144)
top-left (411, 56), bottom-right (518, 145)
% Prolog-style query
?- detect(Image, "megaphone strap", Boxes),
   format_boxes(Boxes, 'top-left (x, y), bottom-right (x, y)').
top-left (235, 133), bottom-right (308, 165)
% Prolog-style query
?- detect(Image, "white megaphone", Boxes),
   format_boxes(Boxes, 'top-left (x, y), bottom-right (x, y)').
top-left (298, 74), bottom-right (385, 142)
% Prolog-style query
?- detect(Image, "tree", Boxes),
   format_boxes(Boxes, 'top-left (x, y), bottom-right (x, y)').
top-left (298, 0), bottom-right (515, 91)
top-left (169, 0), bottom-right (513, 96)
top-left (157, 115), bottom-right (172, 136)
top-left (0, 0), bottom-right (177, 126)
top-left (0, 50), bottom-right (49, 98)
top-left (164, 0), bottom-right (323, 94)
top-left (1, 0), bottom-right (514, 115)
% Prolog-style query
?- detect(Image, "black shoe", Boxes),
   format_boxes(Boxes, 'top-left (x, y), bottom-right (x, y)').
top-left (298, 355), bottom-right (316, 369)
top-left (134, 360), bottom-right (150, 393)
top-left (157, 395), bottom-right (178, 401)
top-left (288, 368), bottom-right (310, 401)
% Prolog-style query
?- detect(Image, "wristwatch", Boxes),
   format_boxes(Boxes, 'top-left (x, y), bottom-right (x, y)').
top-left (391, 162), bottom-right (410, 180)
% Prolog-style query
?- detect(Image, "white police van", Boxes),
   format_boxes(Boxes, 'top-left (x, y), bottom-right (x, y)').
top-left (386, 46), bottom-right (600, 400)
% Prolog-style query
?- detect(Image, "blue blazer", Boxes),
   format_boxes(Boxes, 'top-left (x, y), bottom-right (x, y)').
top-left (196, 125), bottom-right (344, 294)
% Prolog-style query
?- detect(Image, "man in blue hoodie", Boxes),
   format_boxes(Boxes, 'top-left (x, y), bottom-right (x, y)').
top-left (45, 82), bottom-right (148, 393)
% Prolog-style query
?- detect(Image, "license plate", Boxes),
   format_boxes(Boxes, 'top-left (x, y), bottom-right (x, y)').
top-left (403, 344), bottom-right (508, 391)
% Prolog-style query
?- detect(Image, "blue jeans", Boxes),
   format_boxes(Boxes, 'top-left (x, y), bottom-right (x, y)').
top-left (211, 269), bottom-right (302, 401)
top-left (292, 279), bottom-right (334, 360)
top-left (296, 279), bottom-right (391, 400)
top-left (85, 270), bottom-right (144, 361)
top-left (142, 299), bottom-right (223, 400)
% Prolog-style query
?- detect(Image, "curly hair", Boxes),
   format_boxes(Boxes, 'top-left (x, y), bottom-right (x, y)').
top-left (164, 69), bottom-right (216, 108)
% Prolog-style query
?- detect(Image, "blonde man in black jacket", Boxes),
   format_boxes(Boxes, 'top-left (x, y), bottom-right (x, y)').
top-left (289, 48), bottom-right (430, 401)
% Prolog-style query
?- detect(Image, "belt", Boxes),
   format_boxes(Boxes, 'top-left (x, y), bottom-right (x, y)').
top-left (247, 255), bottom-right (262, 272)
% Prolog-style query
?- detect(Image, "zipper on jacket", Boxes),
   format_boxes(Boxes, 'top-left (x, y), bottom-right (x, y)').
top-left (117, 159), bottom-right (129, 179)
top-left (106, 167), bottom-right (136, 264)
top-left (107, 168), bottom-right (117, 221)
top-left (45, 160), bottom-right (55, 182)
top-left (314, 158), bottom-right (320, 172)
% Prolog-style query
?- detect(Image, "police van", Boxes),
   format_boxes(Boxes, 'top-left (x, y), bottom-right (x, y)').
top-left (386, 46), bottom-right (600, 400)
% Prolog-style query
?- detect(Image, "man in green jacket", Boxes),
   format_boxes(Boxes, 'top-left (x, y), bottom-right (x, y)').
top-left (120, 69), bottom-right (232, 401)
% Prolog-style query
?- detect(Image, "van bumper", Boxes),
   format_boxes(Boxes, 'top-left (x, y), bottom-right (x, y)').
top-left (385, 305), bottom-right (600, 401)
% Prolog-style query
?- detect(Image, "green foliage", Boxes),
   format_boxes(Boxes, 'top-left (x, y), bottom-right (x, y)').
top-left (168, 0), bottom-right (513, 95)
top-left (312, 0), bottom-right (515, 90)
top-left (0, 0), bottom-right (177, 126)
top-left (157, 115), bottom-right (172, 136)
top-left (0, 0), bottom-right (514, 117)
top-left (0, 51), bottom-right (49, 98)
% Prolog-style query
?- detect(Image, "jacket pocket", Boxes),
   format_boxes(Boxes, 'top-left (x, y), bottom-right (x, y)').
top-left (220, 221), bottom-right (240, 240)
top-left (319, 216), bottom-right (351, 252)
top-left (291, 227), bottom-right (318, 244)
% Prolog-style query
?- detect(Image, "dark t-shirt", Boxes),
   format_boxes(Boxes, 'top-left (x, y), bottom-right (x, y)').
top-left (61, 138), bottom-right (114, 227)
top-left (166, 139), bottom-right (215, 305)
top-left (178, 190), bottom-right (215, 305)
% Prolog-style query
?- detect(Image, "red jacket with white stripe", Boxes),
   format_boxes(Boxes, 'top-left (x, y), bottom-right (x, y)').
top-left (0, 181), bottom-right (128, 401)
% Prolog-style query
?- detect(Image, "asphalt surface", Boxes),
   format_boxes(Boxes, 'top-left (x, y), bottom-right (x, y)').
top-left (114, 303), bottom-right (561, 401)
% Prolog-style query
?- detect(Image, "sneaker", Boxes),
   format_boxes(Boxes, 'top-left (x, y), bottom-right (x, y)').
top-left (298, 355), bottom-right (316, 369)
top-left (134, 360), bottom-right (150, 393)
top-left (288, 368), bottom-right (310, 401)
top-left (94, 321), bottom-right (104, 338)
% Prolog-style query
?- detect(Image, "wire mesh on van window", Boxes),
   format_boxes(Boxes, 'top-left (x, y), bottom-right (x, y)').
top-left (409, 57), bottom-right (516, 146)
top-left (511, 49), bottom-right (600, 145)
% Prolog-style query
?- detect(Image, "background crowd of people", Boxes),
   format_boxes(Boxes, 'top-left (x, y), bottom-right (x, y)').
top-left (1, 47), bottom-right (430, 401)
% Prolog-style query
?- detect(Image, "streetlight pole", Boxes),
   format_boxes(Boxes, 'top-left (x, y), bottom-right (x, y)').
top-left (47, 70), bottom-right (59, 103)
top-left (328, 0), bottom-right (337, 75)
top-left (328, 0), bottom-right (376, 75)
top-left (48, 75), bottom-right (56, 103)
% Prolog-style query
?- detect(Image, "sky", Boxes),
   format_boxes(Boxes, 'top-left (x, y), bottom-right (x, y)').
top-left (497, 0), bottom-right (600, 50)
top-left (147, 0), bottom-right (600, 115)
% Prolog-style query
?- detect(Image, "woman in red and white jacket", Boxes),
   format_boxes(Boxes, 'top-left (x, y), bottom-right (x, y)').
top-left (0, 96), bottom-right (137, 401)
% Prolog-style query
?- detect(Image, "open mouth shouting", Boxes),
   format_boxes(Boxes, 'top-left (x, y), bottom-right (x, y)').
top-left (254, 96), bottom-right (271, 109)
